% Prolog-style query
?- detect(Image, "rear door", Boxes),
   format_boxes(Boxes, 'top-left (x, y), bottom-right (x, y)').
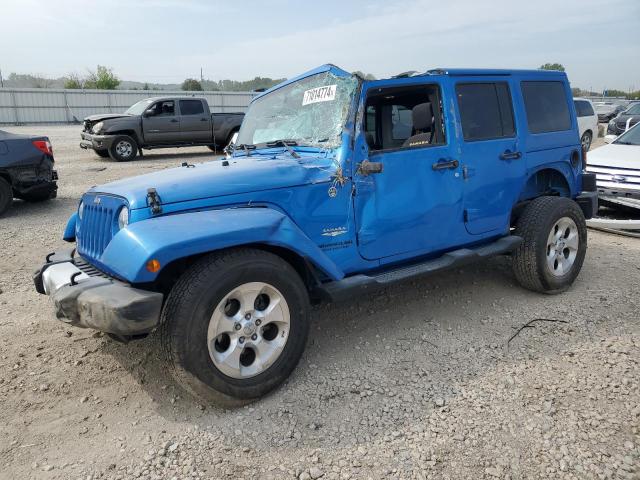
top-left (178, 99), bottom-right (212, 143)
top-left (453, 78), bottom-right (526, 235)
top-left (142, 100), bottom-right (181, 144)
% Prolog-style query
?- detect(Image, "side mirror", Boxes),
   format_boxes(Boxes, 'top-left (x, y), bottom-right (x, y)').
top-left (143, 109), bottom-right (154, 117)
top-left (357, 160), bottom-right (383, 175)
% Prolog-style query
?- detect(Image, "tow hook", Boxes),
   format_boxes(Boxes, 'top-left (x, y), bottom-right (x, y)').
top-left (146, 188), bottom-right (162, 214)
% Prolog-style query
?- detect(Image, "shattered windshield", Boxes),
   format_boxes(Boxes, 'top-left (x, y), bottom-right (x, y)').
top-left (236, 72), bottom-right (358, 149)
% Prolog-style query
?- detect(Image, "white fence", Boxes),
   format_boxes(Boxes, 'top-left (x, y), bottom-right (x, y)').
top-left (0, 88), bottom-right (256, 125)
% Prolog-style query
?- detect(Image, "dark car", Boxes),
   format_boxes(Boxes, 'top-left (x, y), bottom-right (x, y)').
top-left (607, 103), bottom-right (640, 136)
top-left (80, 97), bottom-right (244, 161)
top-left (0, 130), bottom-right (58, 216)
top-left (594, 102), bottom-right (626, 122)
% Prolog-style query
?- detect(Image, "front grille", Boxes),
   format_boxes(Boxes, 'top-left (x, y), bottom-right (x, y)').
top-left (74, 256), bottom-right (111, 279)
top-left (586, 164), bottom-right (640, 192)
top-left (76, 194), bottom-right (126, 259)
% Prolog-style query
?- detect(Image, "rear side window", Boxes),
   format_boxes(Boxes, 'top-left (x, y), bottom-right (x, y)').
top-left (521, 81), bottom-right (571, 133)
top-left (455, 83), bottom-right (515, 141)
top-left (179, 100), bottom-right (205, 116)
top-left (574, 100), bottom-right (594, 117)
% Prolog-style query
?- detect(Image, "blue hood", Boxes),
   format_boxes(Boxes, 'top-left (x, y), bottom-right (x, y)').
top-left (89, 152), bottom-right (337, 210)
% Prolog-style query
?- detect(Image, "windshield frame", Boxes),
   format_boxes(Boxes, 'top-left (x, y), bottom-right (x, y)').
top-left (234, 69), bottom-right (360, 155)
top-left (125, 99), bottom-right (154, 115)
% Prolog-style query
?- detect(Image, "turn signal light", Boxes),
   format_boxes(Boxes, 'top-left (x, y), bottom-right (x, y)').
top-left (146, 259), bottom-right (161, 273)
top-left (33, 139), bottom-right (53, 156)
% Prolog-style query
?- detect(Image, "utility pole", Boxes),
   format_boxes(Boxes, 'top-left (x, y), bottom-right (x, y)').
top-left (0, 68), bottom-right (4, 88)
top-left (200, 67), bottom-right (203, 83)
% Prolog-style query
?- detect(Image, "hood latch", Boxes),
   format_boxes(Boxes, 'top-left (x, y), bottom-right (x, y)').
top-left (146, 188), bottom-right (162, 214)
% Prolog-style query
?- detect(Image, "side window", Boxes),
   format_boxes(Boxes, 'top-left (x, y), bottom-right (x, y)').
top-left (150, 100), bottom-right (175, 117)
top-left (521, 81), bottom-right (571, 133)
top-left (179, 100), bottom-right (205, 116)
top-left (364, 84), bottom-right (446, 151)
top-left (574, 100), bottom-right (594, 117)
top-left (455, 82), bottom-right (515, 141)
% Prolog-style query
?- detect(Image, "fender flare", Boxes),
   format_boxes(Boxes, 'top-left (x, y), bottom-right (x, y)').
top-left (518, 163), bottom-right (576, 202)
top-left (96, 207), bottom-right (345, 283)
top-left (63, 213), bottom-right (78, 242)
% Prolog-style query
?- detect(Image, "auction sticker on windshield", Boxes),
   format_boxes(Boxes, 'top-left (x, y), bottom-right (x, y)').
top-left (302, 85), bottom-right (337, 106)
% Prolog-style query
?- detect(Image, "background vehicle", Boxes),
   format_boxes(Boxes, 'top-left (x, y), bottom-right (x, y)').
top-left (80, 97), bottom-right (244, 161)
top-left (587, 123), bottom-right (640, 210)
top-left (594, 102), bottom-right (625, 122)
top-left (607, 102), bottom-right (640, 136)
top-left (573, 98), bottom-right (598, 151)
top-left (35, 65), bottom-right (596, 404)
top-left (0, 130), bottom-right (58, 216)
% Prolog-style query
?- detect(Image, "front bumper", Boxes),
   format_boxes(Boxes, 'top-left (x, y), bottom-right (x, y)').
top-left (33, 250), bottom-right (163, 336)
top-left (80, 132), bottom-right (115, 151)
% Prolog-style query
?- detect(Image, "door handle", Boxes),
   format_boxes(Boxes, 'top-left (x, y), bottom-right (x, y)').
top-left (432, 159), bottom-right (459, 170)
top-left (500, 150), bottom-right (521, 160)
top-left (170, 119), bottom-right (179, 123)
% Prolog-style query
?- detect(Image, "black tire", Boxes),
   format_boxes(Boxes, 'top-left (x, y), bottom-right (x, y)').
top-left (94, 149), bottom-right (110, 158)
top-left (160, 248), bottom-right (310, 405)
top-left (108, 135), bottom-right (138, 162)
top-left (0, 177), bottom-right (12, 216)
top-left (512, 196), bottom-right (587, 294)
top-left (581, 131), bottom-right (592, 152)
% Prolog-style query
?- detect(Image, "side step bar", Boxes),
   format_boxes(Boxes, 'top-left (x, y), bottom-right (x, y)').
top-left (317, 235), bottom-right (522, 302)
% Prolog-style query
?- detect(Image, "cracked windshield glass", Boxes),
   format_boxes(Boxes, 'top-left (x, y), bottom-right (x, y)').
top-left (236, 72), bottom-right (358, 150)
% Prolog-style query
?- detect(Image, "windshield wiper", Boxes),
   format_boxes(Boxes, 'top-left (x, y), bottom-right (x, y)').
top-left (235, 143), bottom-right (256, 156)
top-left (266, 139), bottom-right (300, 159)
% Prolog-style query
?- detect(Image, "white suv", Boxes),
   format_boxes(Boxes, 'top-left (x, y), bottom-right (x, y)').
top-left (574, 98), bottom-right (598, 151)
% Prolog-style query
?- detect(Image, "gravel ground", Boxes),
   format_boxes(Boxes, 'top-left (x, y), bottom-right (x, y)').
top-left (0, 126), bottom-right (638, 480)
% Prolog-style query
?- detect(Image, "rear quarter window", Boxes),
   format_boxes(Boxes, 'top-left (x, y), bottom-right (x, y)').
top-left (521, 81), bottom-right (572, 133)
top-left (574, 100), bottom-right (594, 117)
top-left (179, 100), bottom-right (205, 116)
top-left (455, 82), bottom-right (515, 141)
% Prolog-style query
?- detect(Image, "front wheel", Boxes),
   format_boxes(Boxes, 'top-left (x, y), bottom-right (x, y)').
top-left (160, 249), bottom-right (310, 405)
top-left (108, 135), bottom-right (138, 162)
top-left (512, 196), bottom-right (587, 294)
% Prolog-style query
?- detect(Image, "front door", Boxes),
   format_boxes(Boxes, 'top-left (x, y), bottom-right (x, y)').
top-left (142, 100), bottom-right (181, 144)
top-left (453, 80), bottom-right (526, 235)
top-left (353, 78), bottom-right (468, 261)
top-left (178, 99), bottom-right (211, 143)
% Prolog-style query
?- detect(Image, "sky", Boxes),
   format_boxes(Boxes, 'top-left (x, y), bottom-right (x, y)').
top-left (1, 0), bottom-right (639, 91)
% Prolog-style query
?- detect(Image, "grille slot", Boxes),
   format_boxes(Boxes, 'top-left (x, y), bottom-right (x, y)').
top-left (74, 256), bottom-right (111, 279)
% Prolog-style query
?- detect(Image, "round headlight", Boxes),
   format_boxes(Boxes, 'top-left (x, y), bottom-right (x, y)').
top-left (118, 207), bottom-right (129, 229)
top-left (78, 201), bottom-right (84, 220)
top-left (92, 121), bottom-right (104, 134)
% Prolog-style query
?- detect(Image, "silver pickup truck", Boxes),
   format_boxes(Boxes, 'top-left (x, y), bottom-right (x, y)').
top-left (80, 97), bottom-right (244, 161)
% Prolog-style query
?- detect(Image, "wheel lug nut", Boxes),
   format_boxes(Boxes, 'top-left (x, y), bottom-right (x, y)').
top-left (245, 313), bottom-right (251, 320)
top-left (234, 323), bottom-right (241, 331)
top-left (255, 319), bottom-right (261, 326)
top-left (239, 336), bottom-right (245, 344)
top-left (251, 334), bottom-right (257, 341)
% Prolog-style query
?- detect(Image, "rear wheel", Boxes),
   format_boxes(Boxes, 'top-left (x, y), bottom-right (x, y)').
top-left (0, 177), bottom-right (12, 216)
top-left (581, 131), bottom-right (592, 151)
top-left (108, 135), bottom-right (138, 162)
top-left (512, 196), bottom-right (587, 294)
top-left (160, 249), bottom-right (310, 405)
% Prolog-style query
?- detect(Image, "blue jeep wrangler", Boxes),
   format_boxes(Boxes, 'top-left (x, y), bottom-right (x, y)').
top-left (34, 65), bottom-right (597, 403)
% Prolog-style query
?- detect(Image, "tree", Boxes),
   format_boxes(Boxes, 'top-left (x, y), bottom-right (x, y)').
top-left (182, 78), bottom-right (203, 91)
top-left (84, 65), bottom-right (120, 90)
top-left (604, 89), bottom-right (627, 98)
top-left (64, 73), bottom-right (84, 89)
top-left (142, 82), bottom-right (150, 90)
top-left (539, 63), bottom-right (565, 72)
